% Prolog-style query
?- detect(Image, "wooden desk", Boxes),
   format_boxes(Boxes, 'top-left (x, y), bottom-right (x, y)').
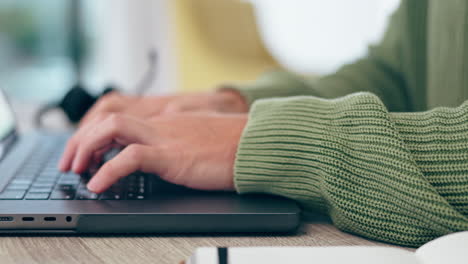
top-left (1, 220), bottom-right (408, 264)
top-left (0, 103), bottom-right (409, 264)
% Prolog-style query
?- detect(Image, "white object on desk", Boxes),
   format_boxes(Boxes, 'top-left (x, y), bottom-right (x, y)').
top-left (187, 231), bottom-right (468, 264)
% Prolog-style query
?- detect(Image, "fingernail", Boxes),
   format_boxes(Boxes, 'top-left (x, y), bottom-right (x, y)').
top-left (71, 158), bottom-right (79, 172)
top-left (87, 181), bottom-right (98, 193)
top-left (59, 158), bottom-right (68, 171)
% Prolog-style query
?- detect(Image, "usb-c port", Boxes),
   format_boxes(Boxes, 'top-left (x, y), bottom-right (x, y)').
top-left (44, 217), bottom-right (56, 221)
top-left (0, 216), bottom-right (13, 221)
top-left (22, 217), bottom-right (34, 221)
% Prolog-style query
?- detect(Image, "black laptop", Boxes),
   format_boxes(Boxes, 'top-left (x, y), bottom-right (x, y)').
top-left (0, 89), bottom-right (300, 233)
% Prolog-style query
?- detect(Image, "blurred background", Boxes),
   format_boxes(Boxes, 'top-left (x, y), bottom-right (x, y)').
top-left (0, 0), bottom-right (400, 104)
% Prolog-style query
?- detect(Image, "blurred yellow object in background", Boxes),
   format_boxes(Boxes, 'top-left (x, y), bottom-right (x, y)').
top-left (170, 0), bottom-right (279, 92)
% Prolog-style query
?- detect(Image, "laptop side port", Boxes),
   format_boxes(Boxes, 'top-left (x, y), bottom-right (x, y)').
top-left (22, 217), bottom-right (34, 221)
top-left (0, 216), bottom-right (13, 221)
top-left (44, 217), bottom-right (56, 221)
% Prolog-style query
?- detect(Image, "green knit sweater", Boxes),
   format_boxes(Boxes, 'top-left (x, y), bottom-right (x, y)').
top-left (231, 0), bottom-right (468, 247)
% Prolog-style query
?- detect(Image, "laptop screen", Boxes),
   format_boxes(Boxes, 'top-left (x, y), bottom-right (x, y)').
top-left (0, 90), bottom-right (15, 141)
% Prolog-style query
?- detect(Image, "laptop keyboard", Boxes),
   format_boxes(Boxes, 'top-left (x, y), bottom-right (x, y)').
top-left (0, 137), bottom-right (151, 200)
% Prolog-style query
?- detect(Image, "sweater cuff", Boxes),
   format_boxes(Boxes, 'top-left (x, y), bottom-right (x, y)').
top-left (233, 94), bottom-right (346, 213)
top-left (221, 70), bottom-right (313, 106)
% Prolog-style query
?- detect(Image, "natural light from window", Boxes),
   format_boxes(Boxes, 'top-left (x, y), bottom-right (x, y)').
top-left (250, 0), bottom-right (401, 74)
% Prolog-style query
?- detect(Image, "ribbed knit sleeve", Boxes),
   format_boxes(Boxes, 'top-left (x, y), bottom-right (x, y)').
top-left (229, 0), bottom-right (421, 112)
top-left (234, 92), bottom-right (468, 247)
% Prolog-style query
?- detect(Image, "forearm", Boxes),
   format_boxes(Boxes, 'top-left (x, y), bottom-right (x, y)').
top-left (231, 54), bottom-right (408, 112)
top-left (234, 92), bottom-right (468, 247)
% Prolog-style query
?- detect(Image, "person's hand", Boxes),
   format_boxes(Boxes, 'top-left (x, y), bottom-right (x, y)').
top-left (58, 112), bottom-right (248, 193)
top-left (80, 89), bottom-right (248, 127)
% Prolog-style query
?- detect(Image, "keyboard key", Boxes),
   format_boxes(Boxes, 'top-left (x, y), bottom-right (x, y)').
top-left (60, 172), bottom-right (81, 180)
top-left (6, 184), bottom-right (30, 190)
top-left (15, 174), bottom-right (36, 180)
top-left (36, 176), bottom-right (58, 183)
top-left (77, 183), bottom-right (89, 190)
top-left (10, 179), bottom-right (33, 185)
top-left (109, 184), bottom-right (124, 191)
top-left (76, 189), bottom-right (99, 200)
top-left (77, 194), bottom-right (98, 200)
top-left (58, 177), bottom-right (78, 183)
top-left (126, 192), bottom-right (145, 199)
top-left (62, 177), bottom-right (81, 183)
top-left (100, 193), bottom-right (123, 200)
top-left (127, 175), bottom-right (136, 181)
top-left (58, 177), bottom-right (79, 183)
top-left (129, 194), bottom-right (145, 200)
top-left (50, 191), bottom-right (74, 200)
top-left (79, 178), bottom-right (89, 184)
top-left (0, 190), bottom-right (26, 200)
top-left (35, 177), bottom-right (57, 183)
top-left (138, 175), bottom-right (146, 183)
top-left (58, 179), bottom-right (80, 185)
top-left (21, 166), bottom-right (41, 172)
top-left (25, 192), bottom-right (50, 200)
top-left (32, 183), bottom-right (55, 188)
top-left (38, 171), bottom-right (59, 177)
top-left (40, 173), bottom-right (53, 179)
top-left (55, 184), bottom-right (78, 191)
top-left (29, 187), bottom-right (53, 193)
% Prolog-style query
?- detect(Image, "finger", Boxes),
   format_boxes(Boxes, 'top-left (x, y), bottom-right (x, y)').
top-left (161, 101), bottom-right (195, 114)
top-left (58, 113), bottom-right (108, 171)
top-left (87, 144), bottom-right (162, 193)
top-left (60, 93), bottom-right (129, 171)
top-left (72, 114), bottom-right (153, 173)
top-left (123, 97), bottom-right (156, 117)
top-left (92, 144), bottom-right (116, 164)
top-left (79, 92), bottom-right (126, 127)
top-left (162, 97), bottom-right (217, 115)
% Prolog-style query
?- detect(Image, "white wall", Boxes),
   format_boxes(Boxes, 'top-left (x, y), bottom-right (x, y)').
top-left (81, 0), bottom-right (401, 94)
top-left (82, 0), bottom-right (177, 95)
top-left (250, 0), bottom-right (401, 75)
